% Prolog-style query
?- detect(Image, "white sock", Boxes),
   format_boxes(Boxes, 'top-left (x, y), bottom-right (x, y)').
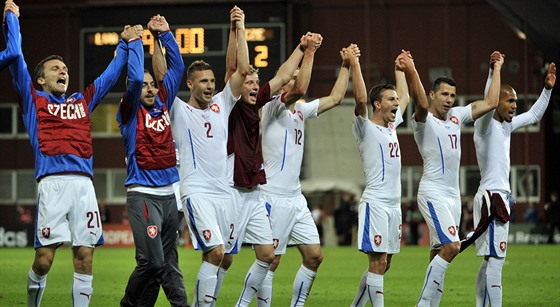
top-left (256, 270), bottom-right (274, 307)
top-left (72, 272), bottom-right (93, 307)
top-left (430, 274), bottom-right (444, 307)
top-left (486, 257), bottom-right (504, 307)
top-left (196, 261), bottom-right (219, 307)
top-left (350, 270), bottom-right (368, 307)
top-left (366, 272), bottom-right (384, 307)
top-left (27, 268), bottom-right (47, 307)
top-left (417, 255), bottom-right (449, 307)
top-left (476, 259), bottom-right (489, 307)
top-left (290, 265), bottom-right (316, 307)
top-left (209, 267), bottom-right (227, 307)
top-left (236, 259), bottom-right (270, 307)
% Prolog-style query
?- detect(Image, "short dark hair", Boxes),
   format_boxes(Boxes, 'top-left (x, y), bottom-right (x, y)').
top-left (431, 76), bottom-right (456, 92)
top-left (187, 60), bottom-right (212, 80)
top-left (126, 69), bottom-right (152, 88)
top-left (368, 84), bottom-right (395, 110)
top-left (34, 55), bottom-right (64, 85)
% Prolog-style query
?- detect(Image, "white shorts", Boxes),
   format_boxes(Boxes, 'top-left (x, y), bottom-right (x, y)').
top-left (357, 201), bottom-right (401, 254)
top-left (231, 187), bottom-right (273, 253)
top-left (264, 193), bottom-right (320, 255)
top-left (417, 193), bottom-right (461, 249)
top-left (183, 194), bottom-right (236, 253)
top-left (473, 190), bottom-right (512, 257)
top-left (35, 175), bottom-right (103, 248)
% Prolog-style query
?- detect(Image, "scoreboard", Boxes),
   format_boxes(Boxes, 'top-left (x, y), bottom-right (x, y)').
top-left (80, 22), bottom-right (286, 93)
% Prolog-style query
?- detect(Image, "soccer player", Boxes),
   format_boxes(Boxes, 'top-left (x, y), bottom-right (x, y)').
top-left (256, 43), bottom-right (356, 307)
top-left (349, 49), bottom-right (410, 307)
top-left (399, 51), bottom-right (504, 306)
top-left (8, 6), bottom-right (137, 307)
top-left (169, 6), bottom-right (250, 307)
top-left (117, 15), bottom-right (188, 307)
top-left (1, 1), bottom-right (20, 71)
top-left (471, 59), bottom-right (556, 307)
top-left (224, 24), bottom-right (322, 305)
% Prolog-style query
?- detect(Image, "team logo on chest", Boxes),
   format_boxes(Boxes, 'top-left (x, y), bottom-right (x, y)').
top-left (41, 227), bottom-right (51, 239)
top-left (450, 115), bottom-right (459, 125)
top-left (374, 235), bottom-right (382, 246)
top-left (203, 229), bottom-right (212, 241)
top-left (210, 104), bottom-right (220, 113)
top-left (147, 225), bottom-right (158, 238)
top-left (448, 226), bottom-right (456, 236)
top-left (297, 110), bottom-right (303, 121)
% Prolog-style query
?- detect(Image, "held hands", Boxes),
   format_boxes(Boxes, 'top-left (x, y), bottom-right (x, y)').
top-left (545, 62), bottom-right (556, 90)
top-left (121, 24), bottom-right (143, 42)
top-left (489, 51), bottom-right (505, 70)
top-left (148, 14), bottom-right (169, 33)
top-left (395, 50), bottom-right (412, 72)
top-left (4, 0), bottom-right (19, 19)
top-left (341, 44), bottom-right (360, 67)
top-left (397, 49), bottom-right (415, 73)
top-left (299, 32), bottom-right (323, 52)
top-left (230, 5), bottom-right (245, 31)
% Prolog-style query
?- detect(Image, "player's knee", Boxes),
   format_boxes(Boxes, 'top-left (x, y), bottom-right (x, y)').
top-left (204, 246), bottom-right (225, 265)
top-left (304, 252), bottom-right (323, 270)
top-left (441, 241), bottom-right (461, 260)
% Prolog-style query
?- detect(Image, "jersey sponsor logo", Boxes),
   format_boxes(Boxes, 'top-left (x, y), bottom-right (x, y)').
top-left (448, 226), bottom-right (456, 236)
top-left (144, 110), bottom-right (171, 132)
top-left (450, 115), bottom-right (459, 125)
top-left (41, 227), bottom-right (51, 239)
top-left (273, 238), bottom-right (279, 249)
top-left (203, 229), bottom-right (212, 241)
top-left (500, 241), bottom-right (507, 251)
top-left (374, 235), bottom-right (382, 246)
top-left (210, 104), bottom-right (220, 113)
top-left (297, 110), bottom-right (303, 121)
top-left (47, 102), bottom-right (87, 120)
top-left (147, 225), bottom-right (158, 238)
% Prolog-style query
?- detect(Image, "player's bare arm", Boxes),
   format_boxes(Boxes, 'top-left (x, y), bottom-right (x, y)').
top-left (149, 15), bottom-right (168, 85)
top-left (267, 33), bottom-right (308, 94)
top-left (283, 33), bottom-right (322, 107)
top-left (228, 6), bottom-right (250, 98)
top-left (395, 50), bottom-right (410, 112)
top-left (317, 44), bottom-right (354, 115)
top-left (401, 50), bottom-right (428, 122)
top-left (471, 52), bottom-right (504, 120)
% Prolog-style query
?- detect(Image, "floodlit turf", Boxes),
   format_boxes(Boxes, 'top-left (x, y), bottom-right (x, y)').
top-left (1, 244), bottom-right (559, 306)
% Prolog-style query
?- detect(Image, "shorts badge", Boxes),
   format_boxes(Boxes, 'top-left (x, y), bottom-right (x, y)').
top-left (448, 226), bottom-right (456, 236)
top-left (203, 229), bottom-right (212, 241)
top-left (273, 238), bottom-right (279, 249)
top-left (500, 241), bottom-right (507, 251)
top-left (41, 227), bottom-right (51, 239)
top-left (374, 235), bottom-right (382, 246)
top-left (147, 225), bottom-right (158, 238)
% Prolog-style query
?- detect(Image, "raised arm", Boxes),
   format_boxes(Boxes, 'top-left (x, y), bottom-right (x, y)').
top-left (350, 44), bottom-right (367, 118)
top-left (224, 9), bottom-right (237, 84)
top-left (1, 0), bottom-right (20, 70)
top-left (401, 50), bottom-right (428, 122)
top-left (266, 33), bottom-right (309, 95)
top-left (512, 62), bottom-right (556, 130)
top-left (227, 5), bottom-right (250, 97)
top-left (283, 33), bottom-right (322, 107)
top-left (317, 44), bottom-right (357, 115)
top-left (148, 15), bottom-right (184, 107)
top-left (470, 52), bottom-right (504, 120)
top-left (394, 51), bottom-right (410, 112)
top-left (477, 51), bottom-right (503, 134)
top-left (150, 15), bottom-right (167, 87)
top-left (117, 25), bottom-right (144, 124)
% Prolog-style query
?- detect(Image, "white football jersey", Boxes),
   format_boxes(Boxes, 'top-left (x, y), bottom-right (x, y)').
top-left (474, 87), bottom-right (551, 192)
top-left (411, 106), bottom-right (473, 197)
top-left (353, 108), bottom-right (403, 206)
top-left (261, 97), bottom-right (319, 196)
top-left (170, 82), bottom-right (239, 197)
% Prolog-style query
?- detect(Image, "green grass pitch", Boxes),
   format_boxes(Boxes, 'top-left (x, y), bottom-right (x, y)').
top-left (1, 244), bottom-right (559, 306)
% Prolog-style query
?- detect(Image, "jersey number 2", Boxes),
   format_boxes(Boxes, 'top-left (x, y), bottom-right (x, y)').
top-left (205, 122), bottom-right (214, 138)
